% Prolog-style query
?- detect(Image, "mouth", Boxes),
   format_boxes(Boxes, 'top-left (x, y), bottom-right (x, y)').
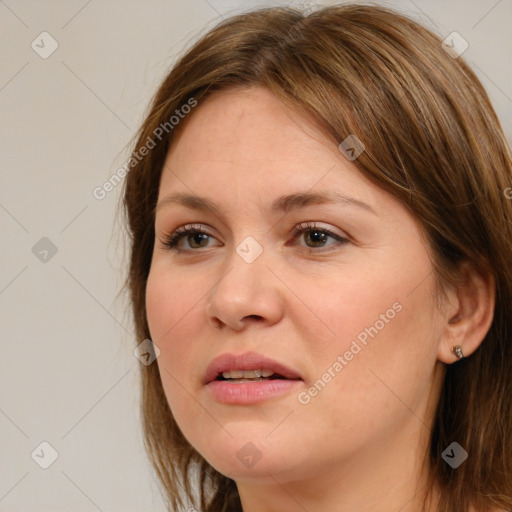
top-left (214, 369), bottom-right (292, 383)
top-left (203, 351), bottom-right (303, 404)
top-left (203, 351), bottom-right (303, 385)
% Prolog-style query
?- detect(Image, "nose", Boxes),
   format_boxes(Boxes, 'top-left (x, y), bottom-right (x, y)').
top-left (207, 250), bottom-right (285, 331)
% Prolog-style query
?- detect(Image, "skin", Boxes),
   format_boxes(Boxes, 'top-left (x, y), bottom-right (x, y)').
top-left (145, 86), bottom-right (495, 512)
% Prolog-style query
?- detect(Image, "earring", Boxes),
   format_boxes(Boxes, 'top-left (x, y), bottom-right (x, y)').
top-left (452, 345), bottom-right (465, 359)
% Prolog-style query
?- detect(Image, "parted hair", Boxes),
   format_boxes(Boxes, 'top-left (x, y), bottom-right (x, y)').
top-left (122, 4), bottom-right (512, 511)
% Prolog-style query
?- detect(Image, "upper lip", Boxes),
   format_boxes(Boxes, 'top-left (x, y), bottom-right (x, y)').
top-left (203, 351), bottom-right (303, 384)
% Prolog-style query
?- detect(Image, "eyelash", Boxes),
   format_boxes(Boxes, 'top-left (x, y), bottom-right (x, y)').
top-left (160, 222), bottom-right (349, 252)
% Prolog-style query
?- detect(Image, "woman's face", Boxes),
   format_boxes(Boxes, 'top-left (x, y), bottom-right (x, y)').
top-left (146, 86), bottom-right (447, 486)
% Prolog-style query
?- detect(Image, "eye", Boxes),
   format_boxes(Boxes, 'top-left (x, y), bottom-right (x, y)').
top-left (290, 222), bottom-right (349, 250)
top-left (160, 221), bottom-right (349, 252)
top-left (161, 224), bottom-right (220, 251)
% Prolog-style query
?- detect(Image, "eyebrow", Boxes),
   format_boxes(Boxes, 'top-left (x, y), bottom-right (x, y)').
top-left (155, 190), bottom-right (378, 217)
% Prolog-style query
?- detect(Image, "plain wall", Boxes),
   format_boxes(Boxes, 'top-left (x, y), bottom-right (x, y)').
top-left (1, 0), bottom-right (510, 510)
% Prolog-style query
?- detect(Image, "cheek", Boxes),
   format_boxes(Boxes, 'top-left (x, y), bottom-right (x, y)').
top-left (292, 265), bottom-right (410, 359)
top-left (306, 281), bottom-right (439, 434)
top-left (145, 266), bottom-right (208, 384)
top-left (313, 244), bottom-right (438, 359)
top-left (146, 268), bottom-right (208, 431)
top-left (297, 254), bottom-right (440, 415)
top-left (146, 264), bottom-right (206, 341)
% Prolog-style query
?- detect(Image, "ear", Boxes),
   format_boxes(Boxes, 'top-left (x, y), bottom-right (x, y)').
top-left (437, 262), bottom-right (495, 364)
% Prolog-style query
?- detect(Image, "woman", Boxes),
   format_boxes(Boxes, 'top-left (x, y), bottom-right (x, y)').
top-left (122, 4), bottom-right (512, 511)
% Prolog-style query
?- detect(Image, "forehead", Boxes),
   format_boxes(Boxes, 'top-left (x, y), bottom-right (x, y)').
top-left (159, 86), bottom-right (371, 200)
top-left (168, 86), bottom-right (333, 161)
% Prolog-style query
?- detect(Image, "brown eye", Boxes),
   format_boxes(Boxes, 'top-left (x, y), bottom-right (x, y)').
top-left (303, 229), bottom-right (329, 248)
top-left (163, 224), bottom-right (219, 251)
top-left (291, 222), bottom-right (349, 250)
top-left (187, 232), bottom-right (210, 248)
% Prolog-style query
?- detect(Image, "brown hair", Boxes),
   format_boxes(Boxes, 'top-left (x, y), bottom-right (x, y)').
top-left (122, 4), bottom-right (512, 511)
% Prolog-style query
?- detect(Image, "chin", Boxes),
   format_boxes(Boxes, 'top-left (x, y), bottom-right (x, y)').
top-left (198, 436), bottom-right (306, 482)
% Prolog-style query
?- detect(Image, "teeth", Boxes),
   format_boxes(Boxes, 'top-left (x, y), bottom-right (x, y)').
top-left (221, 369), bottom-right (275, 379)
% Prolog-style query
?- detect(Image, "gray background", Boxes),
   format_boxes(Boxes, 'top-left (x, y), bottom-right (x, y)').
top-left (1, 0), bottom-right (511, 511)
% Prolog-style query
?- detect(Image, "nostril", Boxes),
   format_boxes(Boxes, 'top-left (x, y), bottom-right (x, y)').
top-left (209, 316), bottom-right (224, 329)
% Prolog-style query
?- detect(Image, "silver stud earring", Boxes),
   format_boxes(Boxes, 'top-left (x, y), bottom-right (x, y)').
top-left (452, 345), bottom-right (465, 359)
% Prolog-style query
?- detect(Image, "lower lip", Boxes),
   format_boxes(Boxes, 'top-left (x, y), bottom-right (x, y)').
top-left (206, 379), bottom-right (302, 404)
